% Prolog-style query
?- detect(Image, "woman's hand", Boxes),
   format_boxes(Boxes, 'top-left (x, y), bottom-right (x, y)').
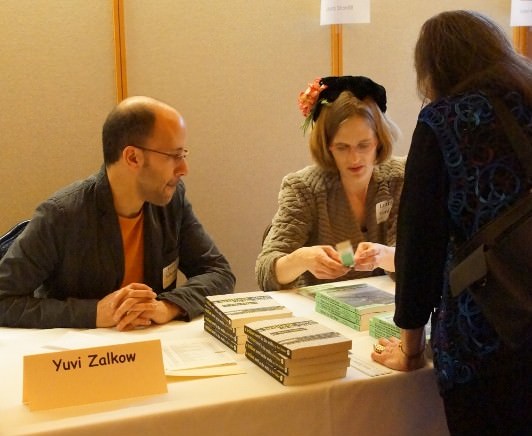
top-left (371, 328), bottom-right (426, 371)
top-left (354, 242), bottom-right (395, 272)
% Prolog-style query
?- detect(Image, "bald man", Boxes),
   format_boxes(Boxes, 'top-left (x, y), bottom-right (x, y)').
top-left (0, 96), bottom-right (235, 329)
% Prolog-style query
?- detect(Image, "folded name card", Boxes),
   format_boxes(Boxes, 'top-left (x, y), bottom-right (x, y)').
top-left (23, 339), bottom-right (167, 410)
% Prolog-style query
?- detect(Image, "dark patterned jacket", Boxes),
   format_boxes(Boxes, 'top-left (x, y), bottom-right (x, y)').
top-left (0, 168), bottom-right (235, 328)
top-left (395, 91), bottom-right (531, 392)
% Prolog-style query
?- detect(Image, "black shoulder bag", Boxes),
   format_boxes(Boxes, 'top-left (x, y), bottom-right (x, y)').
top-left (449, 96), bottom-right (532, 350)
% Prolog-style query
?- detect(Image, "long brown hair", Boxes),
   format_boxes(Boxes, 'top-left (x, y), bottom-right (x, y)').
top-left (415, 10), bottom-right (532, 103)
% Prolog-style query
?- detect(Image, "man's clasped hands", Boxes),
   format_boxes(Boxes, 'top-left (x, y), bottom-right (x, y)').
top-left (96, 284), bottom-right (180, 331)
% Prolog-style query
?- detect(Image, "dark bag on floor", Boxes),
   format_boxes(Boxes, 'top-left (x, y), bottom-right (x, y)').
top-left (449, 97), bottom-right (532, 350)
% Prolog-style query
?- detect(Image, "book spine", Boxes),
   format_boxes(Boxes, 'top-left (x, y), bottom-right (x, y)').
top-left (245, 340), bottom-right (286, 370)
top-left (246, 348), bottom-right (290, 376)
top-left (204, 315), bottom-right (243, 342)
top-left (315, 293), bottom-right (364, 317)
top-left (372, 318), bottom-right (392, 336)
top-left (315, 305), bottom-right (361, 331)
top-left (370, 316), bottom-right (401, 339)
top-left (245, 347), bottom-right (285, 384)
top-left (203, 303), bottom-right (233, 327)
top-left (316, 291), bottom-right (393, 315)
top-left (244, 325), bottom-right (292, 358)
top-left (204, 320), bottom-right (240, 353)
top-left (315, 298), bottom-right (361, 324)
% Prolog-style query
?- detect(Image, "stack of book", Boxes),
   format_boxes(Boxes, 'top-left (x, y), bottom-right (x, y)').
top-left (314, 283), bottom-right (395, 331)
top-left (204, 291), bottom-right (292, 353)
top-left (369, 311), bottom-right (432, 340)
top-left (296, 282), bottom-right (338, 300)
top-left (368, 312), bottom-right (400, 339)
top-left (244, 317), bottom-right (352, 385)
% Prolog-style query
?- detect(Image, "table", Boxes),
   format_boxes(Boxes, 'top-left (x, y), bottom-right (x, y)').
top-left (0, 276), bottom-right (449, 436)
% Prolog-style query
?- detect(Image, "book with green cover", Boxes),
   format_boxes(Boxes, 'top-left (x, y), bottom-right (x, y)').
top-left (296, 282), bottom-right (343, 299)
top-left (314, 283), bottom-right (395, 331)
top-left (205, 291), bottom-right (292, 328)
top-left (244, 317), bottom-right (352, 359)
top-left (369, 312), bottom-right (400, 339)
top-left (315, 283), bottom-right (395, 316)
top-left (315, 298), bottom-right (363, 323)
top-left (369, 311), bottom-right (432, 340)
top-left (315, 303), bottom-right (364, 330)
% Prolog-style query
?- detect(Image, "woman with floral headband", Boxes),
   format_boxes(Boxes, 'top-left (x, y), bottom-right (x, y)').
top-left (256, 75), bottom-right (405, 291)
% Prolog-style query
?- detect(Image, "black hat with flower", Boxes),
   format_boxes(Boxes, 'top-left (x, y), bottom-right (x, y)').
top-left (298, 75), bottom-right (387, 133)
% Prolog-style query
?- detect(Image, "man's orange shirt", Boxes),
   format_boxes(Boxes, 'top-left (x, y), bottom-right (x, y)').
top-left (118, 212), bottom-right (144, 287)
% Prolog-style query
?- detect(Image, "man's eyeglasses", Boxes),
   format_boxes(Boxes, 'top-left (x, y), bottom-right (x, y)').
top-left (132, 145), bottom-right (189, 162)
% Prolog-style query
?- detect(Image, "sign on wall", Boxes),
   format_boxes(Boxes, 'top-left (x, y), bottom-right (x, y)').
top-left (320, 0), bottom-right (370, 25)
top-left (511, 0), bottom-right (532, 26)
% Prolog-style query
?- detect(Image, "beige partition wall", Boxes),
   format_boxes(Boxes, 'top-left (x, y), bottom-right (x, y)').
top-left (124, 1), bottom-right (513, 291)
top-left (0, 0), bottom-right (517, 292)
top-left (0, 0), bottom-right (116, 232)
top-left (125, 1), bottom-right (328, 291)
top-left (342, 0), bottom-right (511, 156)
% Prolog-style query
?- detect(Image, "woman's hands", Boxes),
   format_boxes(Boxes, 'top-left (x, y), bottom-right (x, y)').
top-left (275, 241), bottom-right (396, 285)
top-left (275, 245), bottom-right (351, 285)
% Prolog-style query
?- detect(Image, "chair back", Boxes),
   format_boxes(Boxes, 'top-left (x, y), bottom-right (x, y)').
top-left (0, 220), bottom-right (30, 259)
top-left (262, 224), bottom-right (272, 246)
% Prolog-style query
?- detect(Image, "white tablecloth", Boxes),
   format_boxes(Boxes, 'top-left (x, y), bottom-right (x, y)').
top-left (0, 276), bottom-right (449, 436)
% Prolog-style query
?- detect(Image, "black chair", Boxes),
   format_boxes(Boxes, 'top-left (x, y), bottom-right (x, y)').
top-left (0, 220), bottom-right (29, 259)
top-left (262, 223), bottom-right (272, 246)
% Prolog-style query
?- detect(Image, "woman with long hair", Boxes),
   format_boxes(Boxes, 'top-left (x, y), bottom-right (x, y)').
top-left (372, 10), bottom-right (532, 435)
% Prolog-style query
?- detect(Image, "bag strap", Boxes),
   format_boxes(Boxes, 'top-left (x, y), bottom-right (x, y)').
top-left (453, 95), bottom-right (532, 263)
top-left (489, 96), bottom-right (532, 177)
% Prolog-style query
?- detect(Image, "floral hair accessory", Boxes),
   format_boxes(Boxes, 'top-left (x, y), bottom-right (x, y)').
top-left (298, 78), bottom-right (328, 134)
top-left (298, 75), bottom-right (388, 135)
top-left (297, 76), bottom-right (387, 135)
top-left (298, 78), bottom-right (327, 117)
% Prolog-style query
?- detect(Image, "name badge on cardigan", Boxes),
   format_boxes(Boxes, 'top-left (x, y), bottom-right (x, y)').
top-left (376, 199), bottom-right (393, 224)
top-left (163, 259), bottom-right (178, 289)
